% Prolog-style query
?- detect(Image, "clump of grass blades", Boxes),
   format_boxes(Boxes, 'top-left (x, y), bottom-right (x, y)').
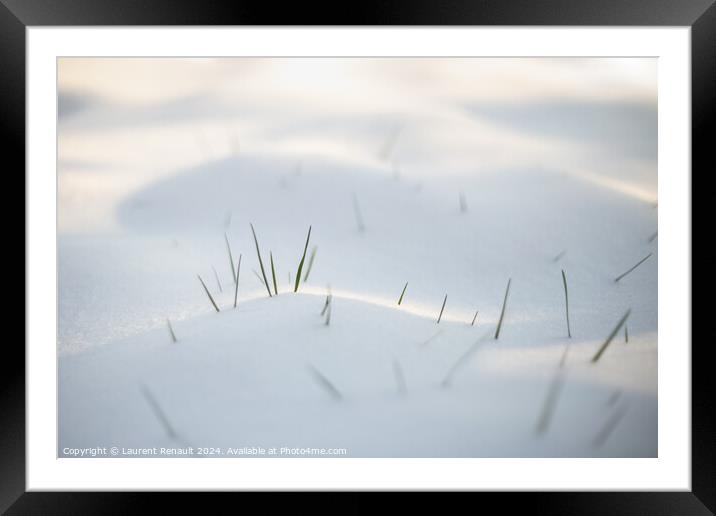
top-left (224, 232), bottom-right (237, 284)
top-left (562, 270), bottom-right (571, 338)
top-left (614, 253), bottom-right (652, 282)
top-left (140, 384), bottom-right (177, 439)
top-left (233, 254), bottom-right (242, 309)
top-left (494, 278), bottom-right (511, 339)
top-left (212, 266), bottom-right (222, 293)
top-left (197, 274), bottom-right (220, 312)
top-left (167, 319), bottom-right (177, 343)
top-left (270, 251), bottom-right (278, 295)
top-left (307, 364), bottom-right (342, 401)
top-left (591, 309), bottom-right (631, 363)
top-left (303, 246), bottom-right (317, 282)
top-left (250, 223), bottom-right (272, 297)
top-left (436, 294), bottom-right (447, 324)
top-left (293, 226), bottom-right (312, 293)
top-left (397, 282), bottom-right (408, 305)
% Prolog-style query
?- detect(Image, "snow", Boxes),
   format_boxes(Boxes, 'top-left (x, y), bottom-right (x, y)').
top-left (58, 58), bottom-right (657, 457)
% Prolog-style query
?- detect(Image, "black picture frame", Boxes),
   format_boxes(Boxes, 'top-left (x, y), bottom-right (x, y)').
top-left (4, 0), bottom-right (708, 512)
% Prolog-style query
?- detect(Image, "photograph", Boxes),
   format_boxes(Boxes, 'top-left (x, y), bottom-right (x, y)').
top-left (57, 57), bottom-right (658, 459)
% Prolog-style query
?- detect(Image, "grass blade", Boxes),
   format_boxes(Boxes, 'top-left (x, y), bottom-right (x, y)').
top-left (562, 269), bottom-right (571, 338)
top-left (592, 403), bottom-right (628, 448)
top-left (470, 310), bottom-right (478, 326)
top-left (270, 251), bottom-right (278, 295)
top-left (535, 367), bottom-right (566, 435)
top-left (647, 231), bottom-right (658, 243)
top-left (167, 319), bottom-right (177, 343)
top-left (303, 246), bottom-right (317, 281)
top-left (212, 266), bottom-right (222, 293)
top-left (436, 294), bottom-right (447, 324)
top-left (224, 232), bottom-right (236, 284)
top-left (252, 269), bottom-right (266, 286)
top-left (250, 223), bottom-right (272, 297)
top-left (293, 225), bottom-right (312, 292)
top-left (324, 300), bottom-right (332, 326)
top-left (320, 286), bottom-right (332, 316)
top-left (197, 274), bottom-right (220, 312)
top-left (591, 309), bottom-right (631, 363)
top-left (494, 278), bottom-right (511, 339)
top-left (614, 253), bottom-right (652, 282)
top-left (307, 364), bottom-right (342, 401)
top-left (397, 282), bottom-right (408, 305)
top-left (352, 194), bottom-right (365, 232)
top-left (419, 329), bottom-right (443, 349)
top-left (233, 254), bottom-right (242, 309)
top-left (624, 323), bottom-right (629, 343)
top-left (392, 358), bottom-right (407, 396)
top-left (140, 384), bottom-right (177, 439)
top-left (441, 340), bottom-right (481, 388)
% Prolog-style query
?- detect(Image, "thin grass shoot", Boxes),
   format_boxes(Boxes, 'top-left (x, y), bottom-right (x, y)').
top-left (250, 223), bottom-right (272, 297)
top-left (494, 278), bottom-right (511, 339)
top-left (293, 225), bottom-right (312, 292)
top-left (197, 274), bottom-right (220, 312)
top-left (591, 309), bottom-right (631, 363)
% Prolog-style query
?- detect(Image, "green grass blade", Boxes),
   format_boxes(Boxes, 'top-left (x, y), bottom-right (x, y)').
top-left (293, 225), bottom-right (312, 292)
top-left (197, 274), bottom-right (220, 312)
top-left (592, 404), bottom-right (628, 448)
top-left (562, 269), bottom-right (571, 338)
top-left (436, 294), bottom-right (447, 324)
top-left (233, 254), bottom-right (242, 309)
top-left (614, 253), bottom-right (652, 282)
top-left (140, 384), bottom-right (177, 439)
top-left (224, 232), bottom-right (236, 284)
top-left (307, 364), bottom-right (342, 401)
top-left (441, 340), bottom-right (481, 388)
top-left (591, 309), bottom-right (631, 363)
top-left (270, 251), bottom-right (278, 296)
top-left (303, 246), bottom-right (317, 281)
top-left (494, 278), bottom-right (511, 339)
top-left (212, 266), bottom-right (222, 293)
top-left (250, 223), bottom-right (272, 297)
top-left (324, 301), bottom-right (332, 326)
top-left (535, 367), bottom-right (567, 435)
top-left (397, 282), bottom-right (408, 305)
top-left (167, 319), bottom-right (177, 343)
top-left (392, 358), bottom-right (407, 396)
top-left (352, 194), bottom-right (365, 232)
